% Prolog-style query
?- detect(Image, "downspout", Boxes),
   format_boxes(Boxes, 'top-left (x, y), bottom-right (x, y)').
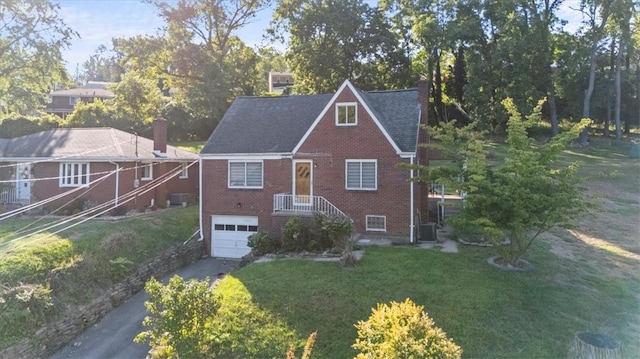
top-left (198, 157), bottom-right (204, 242)
top-left (410, 154), bottom-right (415, 244)
top-left (109, 161), bottom-right (119, 207)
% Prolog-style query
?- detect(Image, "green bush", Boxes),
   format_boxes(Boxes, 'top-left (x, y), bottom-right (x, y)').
top-left (248, 231), bottom-right (281, 256)
top-left (281, 217), bottom-right (311, 252)
top-left (0, 284), bottom-right (54, 347)
top-left (353, 298), bottom-right (462, 359)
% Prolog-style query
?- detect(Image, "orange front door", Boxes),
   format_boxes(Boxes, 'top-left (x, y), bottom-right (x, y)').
top-left (295, 162), bottom-right (311, 204)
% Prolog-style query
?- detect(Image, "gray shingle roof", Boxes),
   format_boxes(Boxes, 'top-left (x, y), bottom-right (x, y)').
top-left (359, 89), bottom-right (420, 153)
top-left (50, 87), bottom-right (114, 98)
top-left (0, 128), bottom-right (196, 161)
top-left (201, 86), bottom-right (421, 155)
top-left (201, 94), bottom-right (333, 154)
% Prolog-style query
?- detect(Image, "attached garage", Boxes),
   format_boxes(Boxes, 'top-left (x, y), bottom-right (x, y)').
top-left (211, 215), bottom-right (258, 258)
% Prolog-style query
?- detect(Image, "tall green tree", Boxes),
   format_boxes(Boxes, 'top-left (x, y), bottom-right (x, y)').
top-left (0, 0), bottom-right (77, 114)
top-left (271, 0), bottom-right (414, 94)
top-left (427, 100), bottom-right (590, 266)
top-left (81, 44), bottom-right (124, 84)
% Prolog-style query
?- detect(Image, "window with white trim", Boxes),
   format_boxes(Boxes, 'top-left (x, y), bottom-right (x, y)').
top-left (59, 163), bottom-right (90, 187)
top-left (336, 103), bottom-right (357, 126)
top-left (345, 160), bottom-right (377, 190)
top-left (366, 215), bottom-right (387, 232)
top-left (69, 96), bottom-right (79, 105)
top-left (229, 161), bottom-right (263, 188)
top-left (141, 163), bottom-right (153, 181)
top-left (179, 163), bottom-right (188, 179)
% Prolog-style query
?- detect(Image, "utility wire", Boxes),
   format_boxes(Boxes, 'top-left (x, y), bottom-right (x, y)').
top-left (0, 160), bottom-right (198, 254)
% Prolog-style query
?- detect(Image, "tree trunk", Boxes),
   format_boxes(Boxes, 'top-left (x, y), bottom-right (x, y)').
top-left (614, 37), bottom-right (624, 141)
top-left (581, 40), bottom-right (599, 145)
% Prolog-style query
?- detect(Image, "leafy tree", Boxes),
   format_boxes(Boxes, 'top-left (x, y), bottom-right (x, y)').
top-left (271, 0), bottom-right (414, 93)
top-left (427, 99), bottom-right (590, 266)
top-left (0, 113), bottom-right (60, 138)
top-left (0, 0), bottom-right (77, 114)
top-left (124, 0), bottom-right (269, 138)
top-left (62, 99), bottom-right (117, 128)
top-left (80, 44), bottom-right (124, 84)
top-left (353, 298), bottom-right (462, 359)
top-left (110, 70), bottom-right (166, 134)
top-left (135, 275), bottom-right (221, 358)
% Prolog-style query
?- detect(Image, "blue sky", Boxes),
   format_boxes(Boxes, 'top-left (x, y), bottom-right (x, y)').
top-left (55, 0), bottom-right (584, 77)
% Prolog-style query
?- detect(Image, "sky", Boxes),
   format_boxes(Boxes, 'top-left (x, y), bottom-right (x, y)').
top-left (55, 0), bottom-right (585, 77)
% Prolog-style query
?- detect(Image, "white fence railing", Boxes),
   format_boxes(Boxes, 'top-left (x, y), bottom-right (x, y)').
top-left (1, 187), bottom-right (29, 205)
top-left (273, 194), bottom-right (349, 219)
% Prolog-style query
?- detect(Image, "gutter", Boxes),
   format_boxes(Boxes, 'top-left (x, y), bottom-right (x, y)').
top-left (198, 157), bottom-right (204, 243)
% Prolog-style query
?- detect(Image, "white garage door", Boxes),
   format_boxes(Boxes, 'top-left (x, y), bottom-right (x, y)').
top-left (211, 215), bottom-right (258, 258)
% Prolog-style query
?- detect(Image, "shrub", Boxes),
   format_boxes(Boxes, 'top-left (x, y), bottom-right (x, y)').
top-left (353, 298), bottom-right (462, 359)
top-left (248, 231), bottom-right (281, 256)
top-left (281, 217), bottom-right (311, 252)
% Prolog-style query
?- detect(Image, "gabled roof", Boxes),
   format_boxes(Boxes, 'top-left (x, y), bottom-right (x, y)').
top-left (201, 94), bottom-right (332, 154)
top-left (201, 80), bottom-right (421, 156)
top-left (0, 128), bottom-right (196, 161)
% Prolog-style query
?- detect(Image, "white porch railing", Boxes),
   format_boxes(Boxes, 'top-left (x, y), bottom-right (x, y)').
top-left (1, 187), bottom-right (30, 205)
top-left (273, 193), bottom-right (350, 219)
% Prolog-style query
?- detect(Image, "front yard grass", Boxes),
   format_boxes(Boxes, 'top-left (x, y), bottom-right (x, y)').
top-left (229, 242), bottom-right (638, 358)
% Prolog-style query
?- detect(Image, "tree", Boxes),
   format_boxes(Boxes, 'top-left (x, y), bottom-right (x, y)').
top-left (80, 44), bottom-right (124, 84)
top-left (427, 99), bottom-right (590, 267)
top-left (353, 298), bottom-right (462, 359)
top-left (271, 0), bottom-right (414, 93)
top-left (135, 275), bottom-right (221, 358)
top-left (0, 0), bottom-right (77, 114)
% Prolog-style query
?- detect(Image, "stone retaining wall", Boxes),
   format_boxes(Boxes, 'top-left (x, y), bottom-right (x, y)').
top-left (0, 239), bottom-right (203, 359)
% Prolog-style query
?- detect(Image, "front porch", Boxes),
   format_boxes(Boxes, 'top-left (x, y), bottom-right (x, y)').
top-left (1, 187), bottom-right (30, 206)
top-left (272, 193), bottom-right (349, 219)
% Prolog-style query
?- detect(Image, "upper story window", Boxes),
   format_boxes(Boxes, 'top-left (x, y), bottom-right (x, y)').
top-left (59, 162), bottom-right (90, 187)
top-left (336, 103), bottom-right (357, 126)
top-left (69, 96), bottom-right (79, 105)
top-left (229, 161), bottom-right (263, 189)
top-left (141, 163), bottom-right (153, 181)
top-left (179, 163), bottom-right (189, 179)
top-left (345, 160), bottom-right (377, 190)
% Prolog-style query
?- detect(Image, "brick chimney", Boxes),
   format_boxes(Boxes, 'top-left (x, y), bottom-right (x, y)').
top-left (153, 117), bottom-right (167, 154)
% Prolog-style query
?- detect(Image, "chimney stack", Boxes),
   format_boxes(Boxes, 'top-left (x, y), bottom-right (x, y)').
top-left (153, 117), bottom-right (167, 154)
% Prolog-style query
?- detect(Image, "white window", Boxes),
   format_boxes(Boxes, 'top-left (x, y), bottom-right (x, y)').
top-left (59, 163), bottom-right (90, 187)
top-left (366, 215), bottom-right (387, 232)
top-left (336, 103), bottom-right (357, 126)
top-left (141, 163), bottom-right (153, 181)
top-left (179, 163), bottom-right (188, 179)
top-left (345, 160), bottom-right (377, 190)
top-left (229, 161), bottom-right (263, 188)
top-left (69, 96), bottom-right (79, 105)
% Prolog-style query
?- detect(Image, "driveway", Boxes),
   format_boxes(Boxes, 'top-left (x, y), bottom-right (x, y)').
top-left (51, 257), bottom-right (239, 359)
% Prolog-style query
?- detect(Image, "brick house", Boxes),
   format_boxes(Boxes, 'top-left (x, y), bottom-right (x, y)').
top-left (0, 118), bottom-right (198, 214)
top-left (199, 80), bottom-right (430, 258)
top-left (45, 81), bottom-right (115, 119)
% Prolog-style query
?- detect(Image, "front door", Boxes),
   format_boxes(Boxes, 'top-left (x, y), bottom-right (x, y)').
top-left (294, 161), bottom-right (312, 204)
top-left (15, 163), bottom-right (31, 203)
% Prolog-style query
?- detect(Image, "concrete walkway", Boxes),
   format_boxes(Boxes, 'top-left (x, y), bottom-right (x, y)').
top-left (356, 225), bottom-right (459, 253)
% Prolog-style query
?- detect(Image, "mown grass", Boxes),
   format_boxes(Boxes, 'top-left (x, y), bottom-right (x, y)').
top-left (0, 206), bottom-right (199, 349)
top-left (170, 141), bottom-right (205, 154)
top-left (229, 244), bottom-right (638, 358)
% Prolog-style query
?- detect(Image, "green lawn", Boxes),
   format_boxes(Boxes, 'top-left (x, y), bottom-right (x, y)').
top-left (220, 139), bottom-right (640, 358)
top-left (227, 243), bottom-right (638, 358)
top-left (170, 141), bottom-right (205, 154)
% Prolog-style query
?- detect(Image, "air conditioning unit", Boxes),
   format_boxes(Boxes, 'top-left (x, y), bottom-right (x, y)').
top-left (170, 193), bottom-right (189, 205)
